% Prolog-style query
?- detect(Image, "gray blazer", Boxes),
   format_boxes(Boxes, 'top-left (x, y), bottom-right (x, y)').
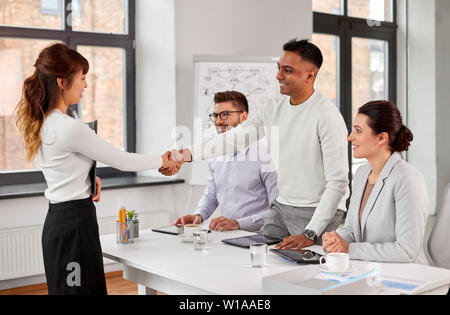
top-left (337, 152), bottom-right (429, 264)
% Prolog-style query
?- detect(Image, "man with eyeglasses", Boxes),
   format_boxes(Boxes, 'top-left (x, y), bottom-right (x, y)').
top-left (173, 91), bottom-right (278, 232)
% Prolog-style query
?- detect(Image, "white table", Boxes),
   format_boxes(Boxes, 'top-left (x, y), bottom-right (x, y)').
top-left (101, 229), bottom-right (450, 295)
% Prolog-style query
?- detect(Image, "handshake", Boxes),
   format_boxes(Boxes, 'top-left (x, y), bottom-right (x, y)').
top-left (159, 149), bottom-right (193, 176)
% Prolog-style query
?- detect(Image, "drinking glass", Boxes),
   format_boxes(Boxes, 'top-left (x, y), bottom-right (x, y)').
top-left (193, 229), bottom-right (208, 251)
top-left (250, 243), bottom-right (267, 268)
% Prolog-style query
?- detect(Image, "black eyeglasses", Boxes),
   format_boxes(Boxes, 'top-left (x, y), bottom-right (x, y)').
top-left (209, 111), bottom-right (243, 122)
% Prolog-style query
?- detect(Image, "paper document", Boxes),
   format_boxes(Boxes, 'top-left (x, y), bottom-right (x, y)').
top-left (302, 245), bottom-right (326, 256)
top-left (380, 275), bottom-right (426, 295)
top-left (314, 269), bottom-right (382, 294)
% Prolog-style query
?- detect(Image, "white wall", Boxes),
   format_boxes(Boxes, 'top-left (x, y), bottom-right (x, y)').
top-left (175, 0), bottom-right (312, 135)
top-left (396, 0), bottom-right (407, 117)
top-left (405, 0), bottom-right (450, 214)
top-left (405, 0), bottom-right (437, 214)
top-left (435, 0), bottom-right (450, 211)
top-left (173, 0), bottom-right (313, 206)
top-left (0, 186), bottom-right (180, 231)
top-left (136, 0), bottom-right (177, 174)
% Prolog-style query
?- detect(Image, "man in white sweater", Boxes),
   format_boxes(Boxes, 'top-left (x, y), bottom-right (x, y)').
top-left (176, 39), bottom-right (349, 250)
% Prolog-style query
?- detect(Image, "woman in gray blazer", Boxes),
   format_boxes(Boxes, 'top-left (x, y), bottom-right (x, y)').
top-left (322, 101), bottom-right (429, 264)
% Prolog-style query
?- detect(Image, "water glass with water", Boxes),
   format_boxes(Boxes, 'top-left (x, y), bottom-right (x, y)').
top-left (193, 229), bottom-right (208, 251)
top-left (250, 243), bottom-right (267, 268)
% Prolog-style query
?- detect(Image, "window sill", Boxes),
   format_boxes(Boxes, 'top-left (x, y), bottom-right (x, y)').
top-left (0, 176), bottom-right (185, 200)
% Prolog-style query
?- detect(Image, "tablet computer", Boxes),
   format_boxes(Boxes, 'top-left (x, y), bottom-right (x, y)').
top-left (222, 234), bottom-right (283, 248)
top-left (270, 248), bottom-right (322, 264)
top-left (152, 225), bottom-right (184, 236)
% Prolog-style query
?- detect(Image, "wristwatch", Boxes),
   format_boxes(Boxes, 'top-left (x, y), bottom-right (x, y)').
top-left (304, 229), bottom-right (317, 241)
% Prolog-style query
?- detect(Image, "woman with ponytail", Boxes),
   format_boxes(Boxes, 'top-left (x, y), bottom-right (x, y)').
top-left (321, 100), bottom-right (429, 264)
top-left (15, 43), bottom-right (179, 295)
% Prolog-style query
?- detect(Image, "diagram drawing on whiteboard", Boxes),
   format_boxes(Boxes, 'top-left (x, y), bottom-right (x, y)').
top-left (195, 57), bottom-right (280, 131)
top-left (188, 56), bottom-right (280, 187)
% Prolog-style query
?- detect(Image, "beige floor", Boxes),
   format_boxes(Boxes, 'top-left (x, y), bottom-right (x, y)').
top-left (0, 271), bottom-right (138, 295)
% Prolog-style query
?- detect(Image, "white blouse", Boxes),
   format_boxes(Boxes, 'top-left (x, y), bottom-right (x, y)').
top-left (38, 110), bottom-right (163, 204)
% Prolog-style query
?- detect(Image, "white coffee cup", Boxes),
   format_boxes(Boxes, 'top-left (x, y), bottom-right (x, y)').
top-left (184, 224), bottom-right (201, 239)
top-left (320, 253), bottom-right (350, 272)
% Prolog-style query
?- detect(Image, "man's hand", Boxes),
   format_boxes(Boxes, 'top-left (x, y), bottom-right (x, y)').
top-left (159, 151), bottom-right (182, 176)
top-left (209, 217), bottom-right (240, 231)
top-left (322, 231), bottom-right (349, 254)
top-left (274, 234), bottom-right (314, 250)
top-left (172, 214), bottom-right (203, 226)
top-left (170, 149), bottom-right (192, 163)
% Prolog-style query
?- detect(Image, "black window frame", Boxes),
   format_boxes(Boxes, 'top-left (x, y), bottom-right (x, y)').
top-left (313, 0), bottom-right (398, 183)
top-left (0, 0), bottom-right (136, 186)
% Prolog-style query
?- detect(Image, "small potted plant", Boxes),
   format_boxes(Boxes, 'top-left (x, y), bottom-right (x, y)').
top-left (127, 210), bottom-right (140, 238)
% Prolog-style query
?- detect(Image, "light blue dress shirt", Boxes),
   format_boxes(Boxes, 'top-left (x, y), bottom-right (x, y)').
top-left (194, 141), bottom-right (279, 232)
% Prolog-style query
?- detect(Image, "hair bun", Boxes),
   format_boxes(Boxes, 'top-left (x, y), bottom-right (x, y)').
top-left (392, 125), bottom-right (413, 152)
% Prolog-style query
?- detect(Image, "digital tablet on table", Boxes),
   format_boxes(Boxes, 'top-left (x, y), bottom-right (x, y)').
top-left (222, 234), bottom-right (282, 248)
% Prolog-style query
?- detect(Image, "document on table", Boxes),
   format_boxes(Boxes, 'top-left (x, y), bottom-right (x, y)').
top-left (315, 270), bottom-right (429, 295)
top-left (302, 245), bottom-right (326, 256)
top-left (379, 275), bottom-right (427, 295)
top-left (314, 269), bottom-right (383, 295)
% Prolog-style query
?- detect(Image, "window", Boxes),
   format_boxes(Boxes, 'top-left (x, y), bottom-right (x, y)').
top-left (0, 0), bottom-right (136, 186)
top-left (313, 0), bottom-right (397, 179)
top-left (352, 37), bottom-right (389, 116)
top-left (312, 33), bottom-right (339, 107)
top-left (77, 45), bottom-right (126, 154)
top-left (348, 0), bottom-right (393, 22)
top-left (313, 0), bottom-right (343, 15)
top-left (71, 0), bottom-right (128, 34)
top-left (40, 0), bottom-right (62, 16)
top-left (0, 38), bottom-right (59, 172)
top-left (0, 0), bottom-right (63, 29)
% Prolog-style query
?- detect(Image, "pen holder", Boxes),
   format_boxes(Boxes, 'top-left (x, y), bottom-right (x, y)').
top-left (116, 221), bottom-right (134, 244)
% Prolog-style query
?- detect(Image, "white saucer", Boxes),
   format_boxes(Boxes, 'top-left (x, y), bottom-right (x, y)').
top-left (319, 264), bottom-right (358, 275)
top-left (178, 234), bottom-right (194, 243)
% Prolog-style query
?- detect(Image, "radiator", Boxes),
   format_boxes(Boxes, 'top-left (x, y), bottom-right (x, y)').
top-left (0, 210), bottom-right (169, 281)
top-left (0, 226), bottom-right (44, 281)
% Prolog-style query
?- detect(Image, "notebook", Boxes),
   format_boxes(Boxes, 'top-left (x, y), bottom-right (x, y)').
top-left (270, 248), bottom-right (322, 264)
top-left (87, 120), bottom-right (98, 196)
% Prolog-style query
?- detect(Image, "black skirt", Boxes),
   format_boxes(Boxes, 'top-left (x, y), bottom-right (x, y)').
top-left (42, 197), bottom-right (107, 295)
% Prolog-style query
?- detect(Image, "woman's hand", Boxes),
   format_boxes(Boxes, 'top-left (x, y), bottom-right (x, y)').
top-left (91, 176), bottom-right (102, 202)
top-left (322, 231), bottom-right (349, 253)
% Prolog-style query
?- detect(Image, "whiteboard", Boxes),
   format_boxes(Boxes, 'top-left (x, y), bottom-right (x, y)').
top-left (190, 55), bottom-right (280, 186)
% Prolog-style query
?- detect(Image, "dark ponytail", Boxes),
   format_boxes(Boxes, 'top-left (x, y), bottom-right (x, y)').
top-left (358, 101), bottom-right (413, 153)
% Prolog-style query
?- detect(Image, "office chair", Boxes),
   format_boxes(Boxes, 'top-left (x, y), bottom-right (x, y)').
top-left (428, 183), bottom-right (450, 269)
